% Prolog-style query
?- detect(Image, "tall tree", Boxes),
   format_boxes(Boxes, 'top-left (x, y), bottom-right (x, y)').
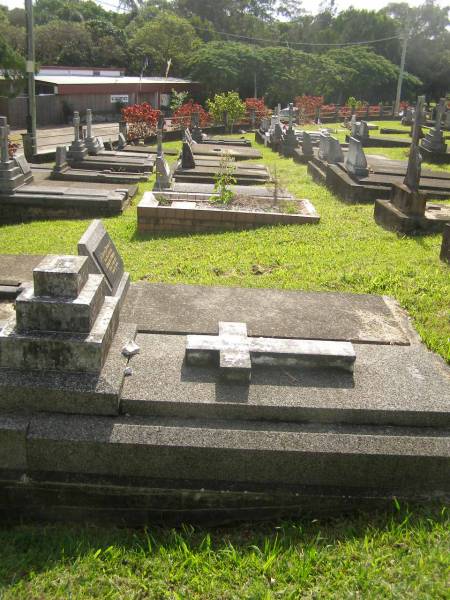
top-left (129, 12), bottom-right (200, 75)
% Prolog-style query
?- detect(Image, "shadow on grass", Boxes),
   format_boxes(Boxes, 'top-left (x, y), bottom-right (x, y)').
top-left (0, 502), bottom-right (446, 590)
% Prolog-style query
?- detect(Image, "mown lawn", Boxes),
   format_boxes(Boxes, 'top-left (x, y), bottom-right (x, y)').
top-left (1, 125), bottom-right (449, 361)
top-left (0, 124), bottom-right (449, 597)
top-left (0, 505), bottom-right (449, 599)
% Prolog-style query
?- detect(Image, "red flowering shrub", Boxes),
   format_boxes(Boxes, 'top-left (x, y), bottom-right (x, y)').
top-left (172, 100), bottom-right (210, 128)
top-left (244, 98), bottom-right (269, 123)
top-left (399, 101), bottom-right (410, 112)
top-left (294, 95), bottom-right (324, 123)
top-left (8, 138), bottom-right (18, 158)
top-left (121, 103), bottom-right (161, 141)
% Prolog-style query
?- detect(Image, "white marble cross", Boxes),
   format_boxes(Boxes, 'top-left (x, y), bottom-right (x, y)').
top-left (186, 322), bottom-right (356, 384)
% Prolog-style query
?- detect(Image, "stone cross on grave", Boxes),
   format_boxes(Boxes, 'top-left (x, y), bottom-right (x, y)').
top-left (186, 322), bottom-right (356, 384)
top-left (73, 111), bottom-right (81, 142)
top-left (404, 96), bottom-right (425, 191)
top-left (435, 97), bottom-right (446, 135)
top-left (0, 124), bottom-right (9, 164)
top-left (191, 111), bottom-right (199, 129)
top-left (156, 130), bottom-right (163, 157)
top-left (288, 103), bottom-right (294, 129)
top-left (411, 96), bottom-right (425, 146)
top-left (86, 109), bottom-right (93, 139)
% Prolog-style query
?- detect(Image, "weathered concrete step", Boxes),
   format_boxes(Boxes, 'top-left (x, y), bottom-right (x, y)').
top-left (0, 321), bottom-right (136, 416)
top-left (21, 414), bottom-right (450, 495)
top-left (16, 274), bottom-right (107, 334)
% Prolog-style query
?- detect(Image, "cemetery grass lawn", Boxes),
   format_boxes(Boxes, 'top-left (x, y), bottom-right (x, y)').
top-left (0, 130), bottom-right (448, 362)
top-left (0, 131), bottom-right (448, 597)
top-left (0, 505), bottom-right (448, 598)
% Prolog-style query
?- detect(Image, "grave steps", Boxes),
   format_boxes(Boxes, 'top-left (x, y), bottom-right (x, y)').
top-left (12, 414), bottom-right (450, 499)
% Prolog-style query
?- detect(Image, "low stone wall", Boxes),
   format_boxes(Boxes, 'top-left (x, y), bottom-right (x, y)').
top-left (138, 195), bottom-right (319, 233)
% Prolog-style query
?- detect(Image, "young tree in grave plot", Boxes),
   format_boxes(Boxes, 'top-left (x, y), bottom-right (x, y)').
top-left (121, 103), bottom-right (161, 142)
top-left (172, 99), bottom-right (210, 129)
top-left (206, 92), bottom-right (246, 132)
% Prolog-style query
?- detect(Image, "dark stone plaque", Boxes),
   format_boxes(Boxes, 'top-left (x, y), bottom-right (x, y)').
top-left (78, 220), bottom-right (124, 294)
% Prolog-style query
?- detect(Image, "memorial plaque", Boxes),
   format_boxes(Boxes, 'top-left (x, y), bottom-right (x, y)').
top-left (78, 220), bottom-right (124, 294)
top-left (15, 155), bottom-right (32, 176)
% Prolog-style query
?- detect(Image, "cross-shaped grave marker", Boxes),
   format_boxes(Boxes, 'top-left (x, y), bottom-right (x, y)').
top-left (186, 322), bottom-right (356, 384)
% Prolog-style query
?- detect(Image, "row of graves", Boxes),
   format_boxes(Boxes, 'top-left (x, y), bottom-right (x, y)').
top-left (0, 219), bottom-right (448, 523)
top-left (256, 98), bottom-right (450, 243)
top-left (258, 98), bottom-right (450, 164)
top-left (137, 117), bottom-right (320, 234)
top-left (380, 98), bottom-right (450, 164)
top-left (2, 107), bottom-right (321, 234)
top-left (0, 109), bottom-right (161, 225)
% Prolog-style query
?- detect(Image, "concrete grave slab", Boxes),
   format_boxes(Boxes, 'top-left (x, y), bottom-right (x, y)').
top-left (122, 283), bottom-right (410, 345)
top-left (121, 332), bottom-right (450, 428)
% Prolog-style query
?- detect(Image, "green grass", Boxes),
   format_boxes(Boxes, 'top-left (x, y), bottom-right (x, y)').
top-left (0, 127), bottom-right (449, 597)
top-left (0, 506), bottom-right (449, 599)
top-left (1, 128), bottom-right (449, 361)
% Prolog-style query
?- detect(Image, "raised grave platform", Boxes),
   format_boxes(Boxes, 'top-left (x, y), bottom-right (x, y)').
top-left (0, 224), bottom-right (448, 524)
top-left (308, 150), bottom-right (450, 203)
top-left (138, 191), bottom-right (319, 233)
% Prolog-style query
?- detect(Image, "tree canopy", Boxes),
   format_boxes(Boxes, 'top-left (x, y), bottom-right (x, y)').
top-left (0, 0), bottom-right (448, 103)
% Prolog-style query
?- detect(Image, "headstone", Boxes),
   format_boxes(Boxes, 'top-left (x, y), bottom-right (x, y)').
top-left (402, 106), bottom-right (413, 126)
top-left (302, 131), bottom-right (314, 157)
top-left (344, 137), bottom-right (369, 178)
top-left (260, 117), bottom-right (269, 132)
top-left (358, 121), bottom-right (369, 140)
top-left (67, 111), bottom-right (88, 161)
top-left (0, 124), bottom-right (9, 163)
top-left (186, 321), bottom-right (356, 384)
top-left (53, 146), bottom-right (69, 174)
top-left (327, 137), bottom-right (344, 164)
top-left (156, 128), bottom-right (163, 157)
top-left (318, 133), bottom-right (331, 160)
top-left (288, 103), bottom-right (294, 129)
top-left (77, 220), bottom-right (126, 295)
top-left (155, 152), bottom-right (172, 189)
top-left (117, 132), bottom-right (127, 150)
top-left (191, 112), bottom-right (203, 143)
top-left (15, 155), bottom-right (32, 177)
top-left (0, 118), bottom-right (33, 193)
top-left (0, 253), bottom-right (121, 372)
top-left (404, 97), bottom-right (425, 191)
top-left (420, 98), bottom-right (447, 154)
top-left (181, 139), bottom-right (196, 169)
top-left (84, 109), bottom-right (104, 154)
top-left (350, 120), bottom-right (359, 138)
top-left (273, 122), bottom-right (284, 146)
